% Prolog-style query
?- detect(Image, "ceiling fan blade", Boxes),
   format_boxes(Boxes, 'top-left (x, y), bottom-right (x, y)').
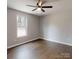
top-left (42, 6), bottom-right (53, 8)
top-left (32, 8), bottom-right (37, 11)
top-left (26, 5), bottom-right (36, 7)
top-left (41, 9), bottom-right (45, 12)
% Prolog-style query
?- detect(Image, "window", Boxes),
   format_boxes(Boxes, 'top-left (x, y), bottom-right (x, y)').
top-left (17, 15), bottom-right (27, 37)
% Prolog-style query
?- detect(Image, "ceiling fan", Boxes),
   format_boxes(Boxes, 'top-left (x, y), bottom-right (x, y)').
top-left (26, 0), bottom-right (53, 12)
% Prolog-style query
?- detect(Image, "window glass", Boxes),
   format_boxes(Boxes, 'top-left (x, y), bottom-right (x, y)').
top-left (17, 15), bottom-right (27, 37)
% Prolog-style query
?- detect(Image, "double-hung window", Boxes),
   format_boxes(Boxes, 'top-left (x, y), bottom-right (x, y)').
top-left (17, 15), bottom-right (27, 37)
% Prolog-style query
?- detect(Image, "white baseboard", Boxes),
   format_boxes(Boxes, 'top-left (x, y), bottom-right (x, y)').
top-left (7, 38), bottom-right (40, 49)
top-left (42, 38), bottom-right (72, 46)
top-left (7, 37), bottom-right (72, 49)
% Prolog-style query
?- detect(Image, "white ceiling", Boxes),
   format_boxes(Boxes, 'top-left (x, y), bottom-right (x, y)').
top-left (7, 0), bottom-right (71, 16)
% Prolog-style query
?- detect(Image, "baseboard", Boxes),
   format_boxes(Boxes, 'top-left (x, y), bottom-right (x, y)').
top-left (7, 37), bottom-right (72, 49)
top-left (42, 38), bottom-right (72, 46)
top-left (7, 38), bottom-right (40, 49)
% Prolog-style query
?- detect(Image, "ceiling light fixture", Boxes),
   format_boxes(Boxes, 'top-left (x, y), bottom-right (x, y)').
top-left (37, 8), bottom-right (41, 11)
top-left (26, 0), bottom-right (53, 12)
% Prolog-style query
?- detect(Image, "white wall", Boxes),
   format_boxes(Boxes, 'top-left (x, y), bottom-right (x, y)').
top-left (40, 9), bottom-right (72, 45)
top-left (7, 8), bottom-right (40, 48)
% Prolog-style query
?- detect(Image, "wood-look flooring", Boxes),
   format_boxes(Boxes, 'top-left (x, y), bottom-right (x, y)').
top-left (7, 39), bottom-right (72, 59)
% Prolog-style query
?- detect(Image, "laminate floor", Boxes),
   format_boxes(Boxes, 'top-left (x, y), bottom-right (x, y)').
top-left (8, 39), bottom-right (72, 59)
